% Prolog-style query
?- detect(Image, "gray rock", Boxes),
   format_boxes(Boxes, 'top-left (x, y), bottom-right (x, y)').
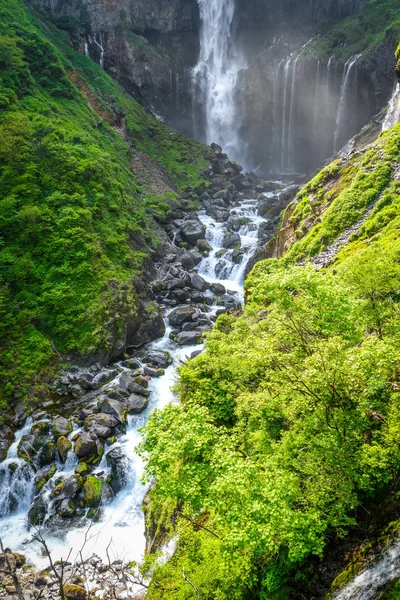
top-left (210, 283), bottom-right (226, 296)
top-left (98, 399), bottom-right (125, 422)
top-left (74, 432), bottom-right (99, 458)
top-left (180, 220), bottom-right (206, 245)
top-left (222, 232), bottom-right (241, 249)
top-left (168, 306), bottom-right (196, 326)
top-left (165, 278), bottom-right (185, 291)
top-left (176, 331), bottom-right (202, 345)
top-left (51, 416), bottom-right (72, 440)
top-left (177, 252), bottom-right (196, 270)
top-left (91, 370), bottom-right (117, 390)
top-left (145, 351), bottom-right (171, 368)
top-left (87, 413), bottom-right (119, 429)
top-left (190, 273), bottom-right (209, 291)
top-left (106, 447), bottom-right (130, 495)
top-left (126, 394), bottom-right (149, 415)
top-left (91, 424), bottom-right (113, 438)
top-left (196, 238), bottom-right (213, 254)
top-left (59, 498), bottom-right (76, 518)
top-left (118, 375), bottom-right (150, 397)
top-left (28, 495), bottom-right (47, 526)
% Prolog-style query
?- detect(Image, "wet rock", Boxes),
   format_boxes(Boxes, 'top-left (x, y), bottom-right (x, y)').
top-left (28, 495), bottom-right (47, 526)
top-left (222, 232), bottom-right (241, 249)
top-left (213, 188), bottom-right (232, 204)
top-left (118, 375), bottom-right (150, 397)
top-left (190, 273), bottom-right (209, 291)
top-left (190, 349), bottom-right (203, 359)
top-left (180, 220), bottom-right (206, 245)
top-left (123, 357), bottom-right (141, 369)
top-left (34, 465), bottom-right (56, 491)
top-left (83, 476), bottom-right (104, 508)
top-left (57, 436), bottom-right (72, 463)
top-left (91, 424), bottom-right (112, 439)
top-left (0, 424), bottom-right (14, 462)
top-left (177, 252), bottom-right (196, 270)
top-left (74, 432), bottom-right (99, 458)
top-left (63, 583), bottom-right (86, 600)
top-left (106, 447), bottom-right (130, 494)
top-left (126, 394), bottom-right (149, 415)
top-left (59, 498), bottom-right (76, 518)
top-left (165, 277), bottom-right (185, 291)
top-left (196, 238), bottom-right (212, 254)
top-left (17, 434), bottom-right (35, 462)
top-left (143, 366), bottom-right (164, 377)
top-left (87, 413), bottom-right (119, 429)
top-left (168, 305), bottom-right (196, 326)
top-left (97, 399), bottom-right (125, 422)
top-left (134, 376), bottom-right (149, 388)
top-left (33, 435), bottom-right (56, 467)
top-left (176, 331), bottom-right (202, 345)
top-left (75, 462), bottom-right (88, 477)
top-left (31, 421), bottom-right (50, 436)
top-left (210, 283), bottom-right (226, 296)
top-left (145, 351), bottom-right (171, 368)
top-left (51, 416), bottom-right (72, 440)
top-left (91, 369), bottom-right (118, 390)
top-left (206, 207), bottom-right (229, 222)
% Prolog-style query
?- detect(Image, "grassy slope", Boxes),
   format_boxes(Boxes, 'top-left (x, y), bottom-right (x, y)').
top-left (312, 0), bottom-right (400, 61)
top-left (0, 0), bottom-right (207, 413)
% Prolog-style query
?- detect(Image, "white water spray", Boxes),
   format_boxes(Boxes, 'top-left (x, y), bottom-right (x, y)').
top-left (192, 0), bottom-right (243, 161)
top-left (334, 54), bottom-right (362, 152)
top-left (382, 82), bottom-right (400, 131)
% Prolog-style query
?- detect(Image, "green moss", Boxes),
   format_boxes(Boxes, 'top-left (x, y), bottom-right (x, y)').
top-left (83, 475), bottom-right (104, 507)
top-left (75, 461), bottom-right (88, 476)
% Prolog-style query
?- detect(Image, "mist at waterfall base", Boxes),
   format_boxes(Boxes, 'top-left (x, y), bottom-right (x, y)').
top-left (0, 193), bottom-right (269, 572)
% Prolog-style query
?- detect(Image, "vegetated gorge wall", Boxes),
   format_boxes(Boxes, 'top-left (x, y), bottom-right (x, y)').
top-left (30, 0), bottom-right (397, 174)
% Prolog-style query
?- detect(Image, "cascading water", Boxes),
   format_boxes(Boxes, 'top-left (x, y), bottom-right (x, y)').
top-left (0, 185), bottom-right (275, 573)
top-left (334, 54), bottom-right (362, 152)
top-left (382, 82), bottom-right (400, 131)
top-left (192, 0), bottom-right (243, 162)
top-left (333, 541), bottom-right (400, 600)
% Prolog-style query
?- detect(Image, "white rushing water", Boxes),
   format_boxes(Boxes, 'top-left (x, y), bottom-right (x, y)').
top-left (334, 54), bottom-right (362, 153)
top-left (333, 541), bottom-right (400, 600)
top-left (0, 192), bottom-right (268, 573)
top-left (192, 0), bottom-right (244, 162)
top-left (382, 81), bottom-right (400, 131)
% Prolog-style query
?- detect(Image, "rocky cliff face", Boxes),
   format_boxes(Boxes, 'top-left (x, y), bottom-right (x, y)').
top-left (29, 0), bottom-right (396, 174)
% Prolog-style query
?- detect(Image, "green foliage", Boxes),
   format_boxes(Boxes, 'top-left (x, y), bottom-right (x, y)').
top-left (0, 0), bottom-right (207, 406)
top-left (141, 250), bottom-right (400, 599)
top-left (312, 0), bottom-right (400, 62)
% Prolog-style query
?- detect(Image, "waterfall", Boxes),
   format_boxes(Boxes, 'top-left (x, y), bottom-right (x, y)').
top-left (84, 41), bottom-right (90, 58)
top-left (333, 54), bottom-right (362, 152)
top-left (382, 82), bottom-right (400, 131)
top-left (192, 0), bottom-right (243, 162)
top-left (333, 541), bottom-right (400, 600)
top-left (93, 33), bottom-right (105, 69)
top-left (280, 57), bottom-right (291, 172)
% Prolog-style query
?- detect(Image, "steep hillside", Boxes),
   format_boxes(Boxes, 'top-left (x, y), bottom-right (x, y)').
top-left (0, 0), bottom-right (206, 415)
top-left (140, 113), bottom-right (400, 598)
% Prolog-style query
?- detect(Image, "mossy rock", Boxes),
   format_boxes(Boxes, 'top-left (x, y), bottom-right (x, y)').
top-left (59, 498), bottom-right (76, 518)
top-left (106, 436), bottom-right (116, 446)
top-left (31, 421), bottom-right (51, 436)
top-left (62, 583), bottom-right (86, 599)
top-left (35, 465), bottom-right (57, 491)
top-left (75, 462), bottom-right (88, 477)
top-left (51, 416), bottom-right (73, 440)
top-left (86, 442), bottom-right (104, 465)
top-left (83, 476), bottom-right (104, 507)
top-left (57, 436), bottom-right (72, 463)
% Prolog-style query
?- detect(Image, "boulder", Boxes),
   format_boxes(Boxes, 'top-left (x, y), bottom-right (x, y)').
top-left (33, 436), bottom-right (56, 467)
top-left (63, 584), bottom-right (86, 600)
top-left (51, 417), bottom-right (72, 440)
top-left (177, 252), bottom-right (196, 270)
top-left (98, 398), bottom-right (125, 422)
top-left (222, 232), bottom-right (241, 249)
top-left (127, 301), bottom-right (165, 348)
top-left (168, 306), bottom-right (196, 327)
top-left (91, 424), bottom-right (112, 439)
top-left (17, 434), bottom-right (35, 462)
top-left (180, 220), bottom-right (206, 245)
top-left (165, 278), bottom-right (185, 291)
top-left (118, 375), bottom-right (150, 397)
top-left (196, 238), bottom-right (213, 254)
top-left (83, 476), bottom-right (104, 507)
top-left (87, 413), bottom-right (119, 429)
top-left (74, 433), bottom-right (98, 458)
top-left (190, 273), bottom-right (209, 292)
top-left (126, 394), bottom-right (149, 415)
top-left (145, 351), bottom-right (171, 368)
top-left (34, 465), bottom-right (56, 491)
top-left (28, 495), bottom-right (47, 526)
top-left (176, 331), bottom-right (202, 346)
top-left (57, 436), bottom-right (72, 463)
top-left (91, 369), bottom-right (117, 390)
top-left (106, 447), bottom-right (130, 494)
top-left (210, 283), bottom-right (226, 296)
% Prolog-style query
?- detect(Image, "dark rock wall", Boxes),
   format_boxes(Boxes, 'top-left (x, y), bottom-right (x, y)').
top-left (29, 0), bottom-right (395, 173)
